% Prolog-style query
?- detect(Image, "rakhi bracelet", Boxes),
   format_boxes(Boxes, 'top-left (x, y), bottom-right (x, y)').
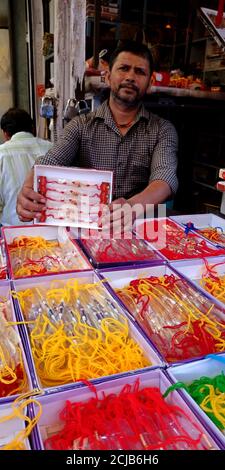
top-left (38, 176), bottom-right (110, 204)
top-left (116, 275), bottom-right (225, 362)
top-left (39, 208), bottom-right (100, 224)
top-left (44, 191), bottom-right (101, 205)
top-left (8, 236), bottom-right (58, 266)
top-left (0, 267), bottom-right (7, 279)
top-left (0, 239), bottom-right (6, 279)
top-left (0, 301), bottom-right (28, 397)
top-left (161, 234), bottom-right (225, 259)
top-left (13, 280), bottom-right (123, 330)
top-left (38, 177), bottom-right (110, 223)
top-left (164, 372), bottom-right (225, 431)
top-left (184, 222), bottom-right (225, 246)
top-left (139, 219), bottom-right (225, 259)
top-left (44, 380), bottom-right (212, 450)
top-left (81, 237), bottom-right (158, 263)
top-left (39, 177), bottom-right (109, 192)
top-left (29, 314), bottom-right (149, 387)
top-left (8, 236), bottom-right (58, 250)
top-left (199, 259), bottom-right (225, 303)
top-left (8, 236), bottom-right (88, 277)
top-left (201, 274), bottom-right (225, 303)
top-left (0, 392), bottom-right (42, 450)
top-left (199, 227), bottom-right (225, 245)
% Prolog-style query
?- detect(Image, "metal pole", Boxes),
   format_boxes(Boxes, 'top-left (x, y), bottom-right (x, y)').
top-left (93, 0), bottom-right (101, 68)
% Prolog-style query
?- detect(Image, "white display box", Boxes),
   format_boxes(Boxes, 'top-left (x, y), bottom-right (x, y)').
top-left (167, 354), bottom-right (225, 448)
top-left (34, 165), bottom-right (113, 229)
top-left (134, 217), bottom-right (225, 261)
top-left (33, 368), bottom-right (220, 450)
top-left (170, 256), bottom-right (225, 311)
top-left (2, 225), bottom-right (92, 279)
top-left (13, 271), bottom-right (163, 393)
top-left (0, 282), bottom-right (33, 404)
top-left (0, 403), bottom-right (30, 450)
top-left (170, 213), bottom-right (225, 247)
top-left (97, 263), bottom-right (225, 364)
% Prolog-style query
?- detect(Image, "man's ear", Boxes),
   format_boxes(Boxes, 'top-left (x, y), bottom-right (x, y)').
top-left (3, 131), bottom-right (11, 141)
top-left (105, 70), bottom-right (111, 87)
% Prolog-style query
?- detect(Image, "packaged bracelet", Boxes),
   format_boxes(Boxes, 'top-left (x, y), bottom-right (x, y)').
top-left (42, 379), bottom-right (215, 450)
top-left (79, 231), bottom-right (162, 267)
top-left (0, 394), bottom-right (41, 450)
top-left (165, 372), bottom-right (225, 433)
top-left (199, 258), bottom-right (225, 306)
top-left (169, 214), bottom-right (225, 248)
top-left (115, 272), bottom-right (225, 363)
top-left (3, 225), bottom-right (91, 278)
top-left (0, 239), bottom-right (7, 279)
top-left (135, 218), bottom-right (225, 260)
top-left (34, 165), bottom-right (113, 229)
top-left (0, 296), bottom-right (29, 398)
top-left (13, 278), bottom-right (151, 387)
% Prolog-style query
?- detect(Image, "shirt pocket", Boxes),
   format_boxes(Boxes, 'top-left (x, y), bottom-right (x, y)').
top-left (130, 155), bottom-right (150, 185)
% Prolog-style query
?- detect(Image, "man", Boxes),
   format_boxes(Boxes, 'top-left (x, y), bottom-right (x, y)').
top-left (17, 41), bottom-right (178, 231)
top-left (0, 108), bottom-right (52, 225)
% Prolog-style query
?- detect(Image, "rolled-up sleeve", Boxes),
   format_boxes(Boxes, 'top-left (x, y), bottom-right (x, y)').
top-left (35, 117), bottom-right (82, 166)
top-left (149, 119), bottom-right (178, 194)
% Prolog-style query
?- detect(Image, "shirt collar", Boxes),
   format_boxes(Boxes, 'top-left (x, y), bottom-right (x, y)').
top-left (10, 132), bottom-right (34, 141)
top-left (94, 100), bottom-right (149, 128)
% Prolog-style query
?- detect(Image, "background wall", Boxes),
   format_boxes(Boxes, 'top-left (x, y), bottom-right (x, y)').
top-left (10, 0), bottom-right (29, 111)
top-left (0, 0), bottom-right (13, 142)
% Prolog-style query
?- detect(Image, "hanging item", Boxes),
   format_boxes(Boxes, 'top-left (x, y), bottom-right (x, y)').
top-left (54, 0), bottom-right (86, 135)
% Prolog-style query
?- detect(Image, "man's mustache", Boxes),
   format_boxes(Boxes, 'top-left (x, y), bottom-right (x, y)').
top-left (119, 83), bottom-right (139, 92)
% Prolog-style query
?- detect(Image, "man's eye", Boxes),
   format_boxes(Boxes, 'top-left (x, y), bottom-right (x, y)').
top-left (119, 66), bottom-right (129, 71)
top-left (136, 69), bottom-right (147, 75)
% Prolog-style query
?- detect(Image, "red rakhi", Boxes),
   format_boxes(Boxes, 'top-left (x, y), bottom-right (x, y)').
top-left (37, 176), bottom-right (110, 223)
top-left (81, 237), bottom-right (158, 263)
top-left (139, 219), bottom-right (225, 260)
top-left (45, 381), bottom-right (207, 450)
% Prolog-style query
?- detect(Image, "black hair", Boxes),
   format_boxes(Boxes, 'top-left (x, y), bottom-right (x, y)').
top-left (109, 40), bottom-right (154, 76)
top-left (0, 108), bottom-right (33, 137)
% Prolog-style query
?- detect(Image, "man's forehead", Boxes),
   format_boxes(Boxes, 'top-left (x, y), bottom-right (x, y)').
top-left (114, 52), bottom-right (149, 68)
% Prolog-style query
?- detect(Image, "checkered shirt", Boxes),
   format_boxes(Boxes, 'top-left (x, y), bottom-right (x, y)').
top-left (36, 100), bottom-right (178, 200)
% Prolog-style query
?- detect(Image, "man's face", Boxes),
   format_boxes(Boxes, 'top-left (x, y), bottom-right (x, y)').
top-left (107, 52), bottom-right (151, 106)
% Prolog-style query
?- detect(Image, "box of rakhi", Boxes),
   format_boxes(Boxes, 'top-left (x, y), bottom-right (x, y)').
top-left (33, 164), bottom-right (113, 229)
top-left (97, 263), bottom-right (225, 365)
top-left (170, 256), bottom-right (225, 311)
top-left (134, 217), bottom-right (225, 261)
top-left (0, 282), bottom-right (33, 403)
top-left (2, 225), bottom-right (92, 279)
top-left (31, 368), bottom-right (220, 450)
top-left (12, 271), bottom-right (163, 394)
top-left (167, 354), bottom-right (225, 448)
top-left (69, 227), bottom-right (164, 268)
top-left (0, 403), bottom-right (33, 450)
top-left (169, 213), bottom-right (225, 248)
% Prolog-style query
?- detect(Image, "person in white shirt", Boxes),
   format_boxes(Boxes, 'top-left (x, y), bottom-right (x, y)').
top-left (0, 107), bottom-right (52, 226)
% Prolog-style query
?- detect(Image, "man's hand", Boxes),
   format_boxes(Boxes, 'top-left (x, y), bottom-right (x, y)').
top-left (16, 169), bottom-right (46, 222)
top-left (100, 198), bottom-right (135, 237)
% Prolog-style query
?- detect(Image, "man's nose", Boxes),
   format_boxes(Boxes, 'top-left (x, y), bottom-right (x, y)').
top-left (125, 68), bottom-right (136, 81)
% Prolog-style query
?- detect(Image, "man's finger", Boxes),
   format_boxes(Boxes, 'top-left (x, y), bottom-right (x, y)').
top-left (22, 186), bottom-right (46, 204)
top-left (18, 193), bottom-right (45, 213)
